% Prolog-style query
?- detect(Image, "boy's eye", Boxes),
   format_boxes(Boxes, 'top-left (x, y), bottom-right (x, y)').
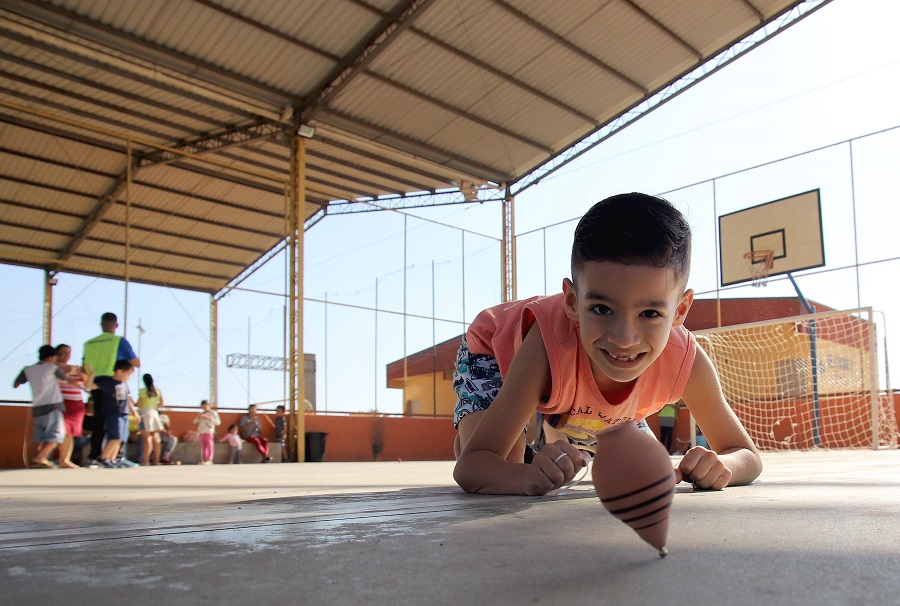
top-left (640, 310), bottom-right (663, 318)
top-left (590, 304), bottom-right (613, 315)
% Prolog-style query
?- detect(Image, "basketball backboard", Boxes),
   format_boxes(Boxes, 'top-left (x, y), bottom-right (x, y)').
top-left (719, 189), bottom-right (825, 287)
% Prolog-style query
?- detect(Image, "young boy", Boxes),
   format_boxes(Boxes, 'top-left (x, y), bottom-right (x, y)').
top-left (97, 360), bottom-right (138, 468)
top-left (453, 193), bottom-right (762, 496)
top-left (218, 424), bottom-right (244, 464)
top-left (13, 345), bottom-right (71, 468)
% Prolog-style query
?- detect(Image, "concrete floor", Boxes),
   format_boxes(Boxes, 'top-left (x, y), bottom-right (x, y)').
top-left (1, 451), bottom-right (899, 605)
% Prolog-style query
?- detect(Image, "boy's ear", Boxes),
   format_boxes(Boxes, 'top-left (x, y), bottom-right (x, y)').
top-left (562, 278), bottom-right (579, 320)
top-left (672, 288), bottom-right (694, 327)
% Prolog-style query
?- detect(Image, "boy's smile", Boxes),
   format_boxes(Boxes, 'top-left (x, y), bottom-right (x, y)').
top-left (563, 261), bottom-right (693, 395)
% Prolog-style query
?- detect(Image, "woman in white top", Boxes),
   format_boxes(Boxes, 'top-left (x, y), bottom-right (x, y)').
top-left (136, 374), bottom-right (164, 465)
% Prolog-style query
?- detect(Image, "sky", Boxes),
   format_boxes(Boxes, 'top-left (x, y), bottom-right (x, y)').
top-left (3, 0), bottom-right (900, 414)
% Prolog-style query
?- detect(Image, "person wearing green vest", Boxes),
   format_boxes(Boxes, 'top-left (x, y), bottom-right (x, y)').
top-left (657, 402), bottom-right (678, 454)
top-left (83, 312), bottom-right (140, 465)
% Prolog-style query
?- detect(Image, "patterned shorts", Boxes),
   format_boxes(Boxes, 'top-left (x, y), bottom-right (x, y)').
top-left (452, 336), bottom-right (502, 429)
top-left (452, 336), bottom-right (653, 444)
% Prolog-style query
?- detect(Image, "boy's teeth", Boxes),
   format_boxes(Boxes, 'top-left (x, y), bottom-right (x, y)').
top-left (610, 352), bottom-right (638, 361)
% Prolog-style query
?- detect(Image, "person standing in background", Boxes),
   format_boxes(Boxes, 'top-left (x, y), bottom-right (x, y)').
top-left (13, 345), bottom-right (69, 467)
top-left (136, 374), bottom-right (165, 465)
top-left (82, 312), bottom-right (140, 465)
top-left (193, 400), bottom-right (220, 465)
top-left (657, 403), bottom-right (678, 454)
top-left (55, 344), bottom-right (93, 468)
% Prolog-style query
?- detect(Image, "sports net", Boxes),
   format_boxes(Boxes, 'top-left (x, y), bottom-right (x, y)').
top-left (695, 308), bottom-right (897, 450)
top-left (743, 250), bottom-right (775, 287)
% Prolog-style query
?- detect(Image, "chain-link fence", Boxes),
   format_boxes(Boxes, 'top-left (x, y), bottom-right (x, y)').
top-left (3, 125), bottom-right (900, 417)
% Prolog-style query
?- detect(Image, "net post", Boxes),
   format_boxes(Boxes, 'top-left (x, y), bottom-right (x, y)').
top-left (867, 308), bottom-right (880, 449)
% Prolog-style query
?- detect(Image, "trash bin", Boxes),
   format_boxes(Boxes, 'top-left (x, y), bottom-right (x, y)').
top-left (305, 432), bottom-right (328, 462)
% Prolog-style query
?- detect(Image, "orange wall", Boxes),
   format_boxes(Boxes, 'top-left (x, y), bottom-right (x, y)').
top-left (0, 405), bottom-right (456, 468)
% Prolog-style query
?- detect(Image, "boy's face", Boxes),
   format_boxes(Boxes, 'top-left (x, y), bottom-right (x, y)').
top-left (563, 261), bottom-right (693, 392)
top-left (114, 368), bottom-right (134, 382)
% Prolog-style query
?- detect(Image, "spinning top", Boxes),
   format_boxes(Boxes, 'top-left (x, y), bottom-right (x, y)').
top-left (593, 421), bottom-right (676, 557)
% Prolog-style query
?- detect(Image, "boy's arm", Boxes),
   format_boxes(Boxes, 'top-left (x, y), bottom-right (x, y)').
top-left (13, 370), bottom-right (26, 388)
top-left (679, 346), bottom-right (763, 489)
top-left (453, 326), bottom-right (586, 496)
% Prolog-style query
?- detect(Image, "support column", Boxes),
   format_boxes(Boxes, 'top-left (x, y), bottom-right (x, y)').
top-left (43, 270), bottom-right (55, 344)
top-left (501, 191), bottom-right (517, 302)
top-left (209, 296), bottom-right (218, 408)
top-left (288, 133), bottom-right (307, 462)
top-left (124, 140), bottom-right (132, 338)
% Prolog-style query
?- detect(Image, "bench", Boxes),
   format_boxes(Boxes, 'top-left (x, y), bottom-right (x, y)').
top-left (117, 441), bottom-right (283, 464)
top-left (167, 441), bottom-right (283, 464)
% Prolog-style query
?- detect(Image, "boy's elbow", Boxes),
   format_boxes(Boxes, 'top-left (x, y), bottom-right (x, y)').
top-left (453, 457), bottom-right (484, 494)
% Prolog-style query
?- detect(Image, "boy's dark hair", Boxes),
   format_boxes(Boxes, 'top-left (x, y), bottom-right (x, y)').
top-left (228, 423), bottom-right (237, 432)
top-left (101, 312), bottom-right (117, 324)
top-left (276, 405), bottom-right (285, 412)
top-left (571, 193), bottom-right (691, 284)
top-left (38, 345), bottom-right (58, 360)
top-left (113, 359), bottom-right (133, 373)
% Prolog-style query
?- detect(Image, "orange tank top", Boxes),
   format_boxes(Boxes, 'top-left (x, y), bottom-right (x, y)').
top-left (466, 293), bottom-right (696, 441)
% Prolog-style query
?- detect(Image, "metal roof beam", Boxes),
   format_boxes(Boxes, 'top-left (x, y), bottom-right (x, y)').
top-left (58, 168), bottom-right (132, 264)
top-left (321, 108), bottom-right (509, 183)
top-left (619, 0), bottom-right (703, 60)
top-left (329, 0), bottom-right (600, 126)
top-left (0, 202), bottom-right (245, 268)
top-left (738, 0), bottom-right (766, 21)
top-left (0, 221), bottom-right (235, 279)
top-left (0, 248), bottom-right (224, 293)
top-left (408, 29), bottom-right (598, 127)
top-left (0, 111), bottom-right (124, 153)
top-left (233, 144), bottom-right (435, 193)
top-left (363, 71), bottom-right (554, 154)
top-left (191, 0), bottom-right (341, 63)
top-left (7, 0), bottom-right (293, 106)
top-left (211, 148), bottom-right (370, 200)
top-left (0, 16), bottom-right (269, 119)
top-left (488, 0), bottom-right (648, 94)
top-left (138, 120), bottom-right (285, 167)
top-left (215, 239), bottom-right (288, 301)
top-left (0, 67), bottom-right (199, 134)
top-left (300, 0), bottom-right (437, 124)
top-left (0, 174), bottom-right (282, 238)
top-left (324, 190), bottom-right (506, 214)
top-left (0, 50), bottom-right (231, 129)
top-left (315, 134), bottom-right (456, 185)
top-left (510, 0), bottom-right (831, 196)
top-left (74, 251), bottom-right (233, 282)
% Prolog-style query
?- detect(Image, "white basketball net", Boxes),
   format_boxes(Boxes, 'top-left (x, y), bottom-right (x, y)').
top-left (743, 250), bottom-right (774, 287)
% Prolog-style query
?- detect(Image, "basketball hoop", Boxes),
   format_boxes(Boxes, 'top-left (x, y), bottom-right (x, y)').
top-left (743, 250), bottom-right (774, 287)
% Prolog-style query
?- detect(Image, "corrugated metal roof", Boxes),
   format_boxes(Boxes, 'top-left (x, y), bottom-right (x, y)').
top-left (0, 0), bottom-right (827, 292)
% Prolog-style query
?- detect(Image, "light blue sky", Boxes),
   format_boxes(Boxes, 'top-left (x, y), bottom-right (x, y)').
top-left (3, 0), bottom-right (899, 413)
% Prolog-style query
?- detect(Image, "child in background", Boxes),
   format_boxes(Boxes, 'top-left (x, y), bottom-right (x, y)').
top-left (218, 424), bottom-right (243, 464)
top-left (13, 345), bottom-right (78, 468)
top-left (193, 399), bottom-right (220, 465)
top-left (136, 374), bottom-right (165, 465)
top-left (453, 193), bottom-right (762, 496)
top-left (97, 360), bottom-right (138, 468)
top-left (158, 411), bottom-right (179, 464)
top-left (274, 405), bottom-right (287, 461)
